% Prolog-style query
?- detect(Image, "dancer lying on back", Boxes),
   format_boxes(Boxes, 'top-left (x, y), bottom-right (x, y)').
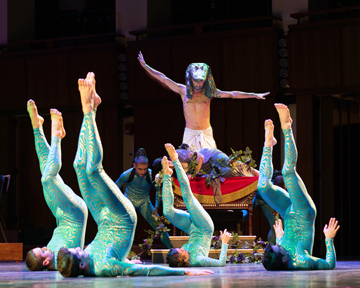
top-left (25, 101), bottom-right (87, 271)
top-left (161, 143), bottom-right (232, 267)
top-left (258, 103), bottom-right (340, 270)
top-left (57, 72), bottom-right (213, 277)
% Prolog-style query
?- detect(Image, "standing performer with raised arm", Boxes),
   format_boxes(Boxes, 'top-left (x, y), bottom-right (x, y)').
top-left (25, 100), bottom-right (88, 271)
top-left (161, 143), bottom-right (232, 267)
top-left (57, 73), bottom-right (213, 277)
top-left (258, 103), bottom-right (340, 270)
top-left (138, 52), bottom-right (269, 151)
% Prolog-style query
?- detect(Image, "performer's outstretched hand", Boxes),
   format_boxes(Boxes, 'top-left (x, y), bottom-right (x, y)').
top-left (273, 219), bottom-right (284, 239)
top-left (184, 269), bottom-right (214, 276)
top-left (220, 229), bottom-right (232, 244)
top-left (254, 92), bottom-right (270, 100)
top-left (323, 218), bottom-right (340, 239)
top-left (138, 51), bottom-right (146, 67)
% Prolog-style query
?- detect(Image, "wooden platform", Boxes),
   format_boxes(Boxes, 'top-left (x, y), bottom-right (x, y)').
top-left (152, 235), bottom-right (260, 263)
top-left (169, 235), bottom-right (256, 248)
top-left (0, 243), bottom-right (23, 261)
top-left (151, 248), bottom-right (264, 264)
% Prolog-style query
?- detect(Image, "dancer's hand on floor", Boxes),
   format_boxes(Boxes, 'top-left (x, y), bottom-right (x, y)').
top-left (185, 269), bottom-right (214, 276)
top-left (323, 218), bottom-right (340, 239)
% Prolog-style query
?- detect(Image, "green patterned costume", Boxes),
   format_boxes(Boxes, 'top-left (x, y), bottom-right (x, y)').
top-left (73, 111), bottom-right (185, 276)
top-left (257, 128), bottom-right (336, 270)
top-left (116, 168), bottom-right (172, 248)
top-left (33, 127), bottom-right (87, 269)
top-left (163, 159), bottom-right (228, 267)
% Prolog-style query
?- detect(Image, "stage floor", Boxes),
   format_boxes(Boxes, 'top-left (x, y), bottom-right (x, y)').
top-left (0, 261), bottom-right (359, 287)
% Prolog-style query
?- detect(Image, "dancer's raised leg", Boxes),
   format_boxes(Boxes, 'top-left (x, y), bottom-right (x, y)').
top-left (81, 73), bottom-right (136, 227)
top-left (165, 144), bottom-right (213, 233)
top-left (275, 103), bottom-right (315, 215)
top-left (161, 156), bottom-right (191, 235)
top-left (42, 109), bottom-right (87, 250)
top-left (27, 99), bottom-right (49, 174)
top-left (75, 77), bottom-right (104, 223)
top-left (257, 119), bottom-right (291, 218)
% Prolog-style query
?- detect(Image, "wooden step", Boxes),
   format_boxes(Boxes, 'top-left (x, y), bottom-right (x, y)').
top-left (0, 243), bottom-right (23, 262)
top-left (151, 248), bottom-right (264, 264)
top-left (169, 235), bottom-right (257, 248)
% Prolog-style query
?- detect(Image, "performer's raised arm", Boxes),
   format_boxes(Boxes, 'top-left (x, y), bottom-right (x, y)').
top-left (138, 51), bottom-right (185, 96)
top-left (273, 219), bottom-right (284, 244)
top-left (193, 229), bottom-right (231, 267)
top-left (217, 89), bottom-right (269, 100)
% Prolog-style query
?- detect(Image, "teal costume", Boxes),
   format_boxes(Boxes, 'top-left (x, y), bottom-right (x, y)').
top-left (33, 127), bottom-right (87, 269)
top-left (243, 191), bottom-right (278, 244)
top-left (73, 111), bottom-right (185, 276)
top-left (257, 128), bottom-right (336, 270)
top-left (163, 159), bottom-right (228, 267)
top-left (116, 168), bottom-right (171, 248)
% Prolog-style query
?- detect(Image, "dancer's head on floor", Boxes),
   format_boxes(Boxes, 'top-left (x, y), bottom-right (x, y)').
top-left (262, 243), bottom-right (289, 270)
top-left (57, 247), bottom-right (90, 277)
top-left (166, 248), bottom-right (190, 267)
top-left (25, 247), bottom-right (54, 271)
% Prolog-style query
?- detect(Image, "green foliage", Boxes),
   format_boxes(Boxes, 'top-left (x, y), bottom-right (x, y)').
top-left (211, 233), bottom-right (268, 264)
top-left (127, 251), bottom-right (141, 261)
top-left (138, 214), bottom-right (171, 256)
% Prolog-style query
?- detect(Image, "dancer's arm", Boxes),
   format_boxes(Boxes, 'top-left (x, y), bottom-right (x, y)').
top-left (99, 259), bottom-right (213, 277)
top-left (274, 219), bottom-right (284, 243)
top-left (193, 230), bottom-right (231, 267)
top-left (138, 51), bottom-right (185, 96)
top-left (297, 218), bottom-right (339, 270)
top-left (154, 185), bottom-right (161, 212)
top-left (115, 169), bottom-right (131, 190)
top-left (217, 89), bottom-right (269, 100)
top-left (193, 243), bottom-right (228, 267)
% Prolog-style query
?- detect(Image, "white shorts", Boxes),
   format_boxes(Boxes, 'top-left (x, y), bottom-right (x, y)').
top-left (182, 126), bottom-right (217, 151)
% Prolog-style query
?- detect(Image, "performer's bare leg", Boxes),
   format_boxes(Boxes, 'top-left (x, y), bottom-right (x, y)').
top-left (78, 77), bottom-right (94, 114)
top-left (50, 109), bottom-right (66, 139)
top-left (264, 119), bottom-right (277, 148)
top-left (165, 144), bottom-right (178, 162)
top-left (161, 156), bottom-right (173, 176)
top-left (274, 103), bottom-right (292, 130)
top-left (85, 72), bottom-right (102, 110)
top-left (27, 99), bottom-right (44, 129)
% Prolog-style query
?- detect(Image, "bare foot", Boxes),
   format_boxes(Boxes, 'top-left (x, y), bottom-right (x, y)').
top-left (27, 99), bottom-right (44, 129)
top-left (78, 78), bottom-right (93, 114)
top-left (274, 103), bottom-right (293, 130)
top-left (161, 156), bottom-right (173, 176)
top-left (164, 143), bottom-right (178, 161)
top-left (50, 109), bottom-right (66, 139)
top-left (86, 72), bottom-right (102, 109)
top-left (264, 119), bottom-right (277, 147)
